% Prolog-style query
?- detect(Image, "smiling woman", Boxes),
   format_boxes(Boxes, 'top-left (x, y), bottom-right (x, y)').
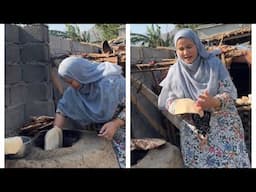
top-left (158, 28), bottom-right (251, 168)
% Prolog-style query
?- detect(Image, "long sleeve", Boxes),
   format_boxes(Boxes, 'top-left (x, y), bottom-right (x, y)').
top-left (214, 78), bottom-right (238, 111)
top-left (113, 97), bottom-right (125, 123)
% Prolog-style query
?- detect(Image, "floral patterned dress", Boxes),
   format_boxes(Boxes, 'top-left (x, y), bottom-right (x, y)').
top-left (174, 79), bottom-right (250, 168)
top-left (111, 98), bottom-right (126, 168)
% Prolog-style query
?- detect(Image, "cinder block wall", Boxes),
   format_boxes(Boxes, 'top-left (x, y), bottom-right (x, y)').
top-left (5, 24), bottom-right (54, 137)
top-left (49, 35), bottom-right (100, 56)
top-left (131, 46), bottom-right (175, 65)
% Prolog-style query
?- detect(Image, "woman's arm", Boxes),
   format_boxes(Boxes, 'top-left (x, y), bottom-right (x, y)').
top-left (53, 112), bottom-right (66, 129)
top-left (215, 78), bottom-right (238, 110)
top-left (98, 98), bottom-right (125, 140)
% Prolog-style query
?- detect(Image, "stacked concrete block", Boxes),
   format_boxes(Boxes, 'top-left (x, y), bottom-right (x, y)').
top-left (49, 35), bottom-right (101, 57)
top-left (5, 24), bottom-right (55, 136)
top-left (49, 35), bottom-right (71, 56)
top-left (80, 43), bottom-right (100, 53)
top-left (5, 104), bottom-right (25, 137)
top-left (131, 46), bottom-right (175, 65)
top-left (21, 43), bottom-right (49, 62)
top-left (5, 24), bottom-right (23, 135)
top-left (25, 82), bottom-right (52, 101)
top-left (131, 46), bottom-right (144, 65)
top-left (25, 100), bottom-right (55, 120)
top-left (143, 47), bottom-right (174, 64)
top-left (5, 65), bottom-right (22, 84)
top-left (22, 62), bottom-right (50, 83)
top-left (19, 24), bottom-right (49, 43)
top-left (5, 43), bottom-right (20, 63)
top-left (5, 24), bottom-right (19, 43)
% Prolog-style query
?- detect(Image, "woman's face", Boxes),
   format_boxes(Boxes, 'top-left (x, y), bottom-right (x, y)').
top-left (64, 77), bottom-right (81, 89)
top-left (176, 37), bottom-right (198, 64)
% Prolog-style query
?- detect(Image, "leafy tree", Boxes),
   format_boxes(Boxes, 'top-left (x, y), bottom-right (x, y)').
top-left (95, 24), bottom-right (121, 41)
top-left (81, 31), bottom-right (90, 42)
top-left (65, 24), bottom-right (81, 41)
top-left (131, 24), bottom-right (171, 48)
top-left (64, 24), bottom-right (91, 42)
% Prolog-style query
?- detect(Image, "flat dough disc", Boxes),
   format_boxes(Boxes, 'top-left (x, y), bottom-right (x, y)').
top-left (5, 136), bottom-right (23, 155)
top-left (168, 98), bottom-right (204, 117)
top-left (44, 126), bottom-right (63, 150)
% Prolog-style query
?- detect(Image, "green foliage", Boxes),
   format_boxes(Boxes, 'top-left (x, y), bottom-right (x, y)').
top-left (65, 24), bottom-right (90, 42)
top-left (95, 24), bottom-right (122, 41)
top-left (81, 31), bottom-right (90, 42)
top-left (65, 24), bottom-right (81, 41)
top-left (49, 30), bottom-right (68, 38)
top-left (131, 24), bottom-right (171, 48)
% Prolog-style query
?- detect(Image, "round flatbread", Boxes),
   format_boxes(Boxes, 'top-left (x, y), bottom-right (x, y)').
top-left (168, 98), bottom-right (204, 117)
top-left (5, 136), bottom-right (23, 155)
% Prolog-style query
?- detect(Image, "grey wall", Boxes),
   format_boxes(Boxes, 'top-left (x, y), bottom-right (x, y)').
top-left (49, 35), bottom-right (101, 56)
top-left (5, 24), bottom-right (54, 137)
top-left (131, 46), bottom-right (175, 65)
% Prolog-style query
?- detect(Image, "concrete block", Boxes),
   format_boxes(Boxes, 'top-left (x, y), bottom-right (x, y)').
top-left (5, 65), bottom-right (22, 84)
top-left (25, 100), bottom-right (55, 120)
top-left (143, 47), bottom-right (173, 63)
top-left (5, 43), bottom-right (20, 63)
top-left (5, 24), bottom-right (19, 43)
top-left (20, 24), bottom-right (49, 43)
top-left (21, 43), bottom-right (49, 62)
top-left (22, 64), bottom-right (50, 83)
top-left (5, 104), bottom-right (25, 136)
top-left (10, 83), bottom-right (26, 105)
top-left (80, 43), bottom-right (100, 53)
top-left (71, 40), bottom-right (84, 54)
top-left (49, 35), bottom-right (71, 55)
top-left (131, 47), bottom-right (144, 65)
top-left (26, 82), bottom-right (53, 101)
top-left (5, 85), bottom-right (11, 107)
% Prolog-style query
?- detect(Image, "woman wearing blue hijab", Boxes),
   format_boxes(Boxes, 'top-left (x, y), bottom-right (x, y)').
top-left (158, 28), bottom-right (250, 168)
top-left (51, 56), bottom-right (126, 168)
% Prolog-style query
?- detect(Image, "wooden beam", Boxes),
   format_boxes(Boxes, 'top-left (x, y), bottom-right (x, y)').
top-left (131, 76), bottom-right (182, 129)
top-left (131, 94), bottom-right (167, 138)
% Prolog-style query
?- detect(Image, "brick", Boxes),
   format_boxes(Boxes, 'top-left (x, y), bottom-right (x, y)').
top-left (26, 82), bottom-right (53, 101)
top-left (22, 64), bottom-right (50, 83)
top-left (10, 83), bottom-right (26, 105)
top-left (5, 104), bottom-right (25, 136)
top-left (5, 43), bottom-right (20, 63)
top-left (49, 35), bottom-right (71, 55)
top-left (25, 100), bottom-right (55, 120)
top-left (21, 43), bottom-right (49, 62)
top-left (20, 24), bottom-right (49, 43)
top-left (5, 24), bottom-right (19, 43)
top-left (5, 65), bottom-right (22, 84)
top-left (5, 85), bottom-right (10, 107)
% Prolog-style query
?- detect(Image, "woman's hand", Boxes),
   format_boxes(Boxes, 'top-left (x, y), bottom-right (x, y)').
top-left (98, 119), bottom-right (124, 140)
top-left (196, 90), bottom-right (220, 111)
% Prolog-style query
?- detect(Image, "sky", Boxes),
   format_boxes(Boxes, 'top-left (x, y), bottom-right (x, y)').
top-left (130, 24), bottom-right (175, 35)
top-left (47, 24), bottom-right (95, 32)
top-left (47, 24), bottom-right (175, 35)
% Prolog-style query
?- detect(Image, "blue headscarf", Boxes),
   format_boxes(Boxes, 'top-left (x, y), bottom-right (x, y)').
top-left (57, 56), bottom-right (125, 124)
top-left (158, 28), bottom-right (232, 110)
